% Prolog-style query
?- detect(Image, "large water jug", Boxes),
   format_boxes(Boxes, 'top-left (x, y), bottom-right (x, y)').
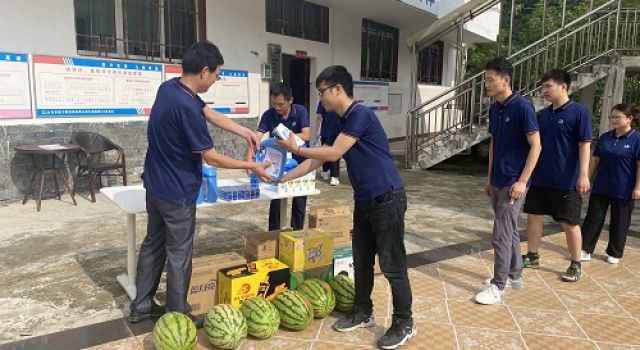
top-left (255, 137), bottom-right (287, 181)
top-left (202, 164), bottom-right (217, 203)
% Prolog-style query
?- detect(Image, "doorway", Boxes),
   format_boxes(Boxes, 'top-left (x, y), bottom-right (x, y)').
top-left (282, 54), bottom-right (311, 111)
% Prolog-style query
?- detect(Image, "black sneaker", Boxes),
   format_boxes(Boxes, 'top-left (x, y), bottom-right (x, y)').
top-left (126, 302), bottom-right (166, 323)
top-left (333, 307), bottom-right (375, 332)
top-left (377, 317), bottom-right (416, 350)
top-left (187, 313), bottom-right (204, 329)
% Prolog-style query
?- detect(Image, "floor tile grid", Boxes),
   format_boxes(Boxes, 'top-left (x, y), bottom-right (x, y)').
top-left (436, 262), bottom-right (462, 350)
top-left (588, 266), bottom-right (636, 321)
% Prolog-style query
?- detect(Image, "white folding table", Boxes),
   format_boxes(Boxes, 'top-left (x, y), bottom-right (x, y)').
top-left (100, 178), bottom-right (320, 300)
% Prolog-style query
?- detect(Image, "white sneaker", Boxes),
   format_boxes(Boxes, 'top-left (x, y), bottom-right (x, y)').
top-left (329, 177), bottom-right (340, 186)
top-left (607, 255), bottom-right (620, 264)
top-left (581, 250), bottom-right (591, 262)
top-left (484, 277), bottom-right (524, 290)
top-left (475, 284), bottom-right (504, 305)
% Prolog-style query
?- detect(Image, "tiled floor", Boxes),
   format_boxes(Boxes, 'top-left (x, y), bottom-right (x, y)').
top-left (82, 232), bottom-right (640, 350)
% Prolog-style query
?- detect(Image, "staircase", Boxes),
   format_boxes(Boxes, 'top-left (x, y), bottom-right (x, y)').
top-left (405, 0), bottom-right (640, 169)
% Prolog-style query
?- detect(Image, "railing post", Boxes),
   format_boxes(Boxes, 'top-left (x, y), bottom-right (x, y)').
top-left (614, 0), bottom-right (621, 50)
top-left (470, 77), bottom-right (476, 131)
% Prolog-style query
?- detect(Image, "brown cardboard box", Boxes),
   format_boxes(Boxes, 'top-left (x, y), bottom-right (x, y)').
top-left (217, 258), bottom-right (290, 307)
top-left (187, 252), bottom-right (246, 315)
top-left (308, 205), bottom-right (352, 245)
top-left (244, 228), bottom-right (292, 261)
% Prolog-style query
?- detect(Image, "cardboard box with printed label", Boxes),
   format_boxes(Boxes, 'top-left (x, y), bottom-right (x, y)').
top-left (187, 252), bottom-right (246, 315)
top-left (244, 228), bottom-right (292, 261)
top-left (278, 229), bottom-right (333, 272)
top-left (308, 205), bottom-right (352, 246)
top-left (217, 258), bottom-right (290, 308)
top-left (333, 246), bottom-right (354, 280)
top-left (289, 263), bottom-right (333, 290)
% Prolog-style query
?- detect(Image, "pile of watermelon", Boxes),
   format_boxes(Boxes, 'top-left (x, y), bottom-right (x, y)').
top-left (151, 274), bottom-right (356, 349)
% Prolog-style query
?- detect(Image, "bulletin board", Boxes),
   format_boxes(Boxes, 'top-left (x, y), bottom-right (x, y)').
top-left (0, 52), bottom-right (31, 119)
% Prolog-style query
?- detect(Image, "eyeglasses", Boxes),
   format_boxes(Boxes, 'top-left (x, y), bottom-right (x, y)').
top-left (317, 85), bottom-right (335, 96)
top-left (610, 115), bottom-right (628, 120)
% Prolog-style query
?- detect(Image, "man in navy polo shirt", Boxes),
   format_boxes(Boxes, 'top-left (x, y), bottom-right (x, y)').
top-left (314, 103), bottom-right (342, 185)
top-left (523, 69), bottom-right (592, 282)
top-left (127, 41), bottom-right (270, 325)
top-left (253, 82), bottom-right (310, 230)
top-left (277, 66), bottom-right (414, 350)
top-left (475, 58), bottom-right (541, 305)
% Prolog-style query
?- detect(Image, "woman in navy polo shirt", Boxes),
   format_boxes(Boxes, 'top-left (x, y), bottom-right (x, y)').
top-left (581, 104), bottom-right (640, 264)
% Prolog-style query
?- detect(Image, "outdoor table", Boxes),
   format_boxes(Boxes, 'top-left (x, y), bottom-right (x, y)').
top-left (100, 178), bottom-right (320, 300)
top-left (15, 143), bottom-right (80, 211)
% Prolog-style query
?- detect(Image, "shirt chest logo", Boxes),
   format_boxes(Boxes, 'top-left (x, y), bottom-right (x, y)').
top-left (624, 144), bottom-right (631, 149)
top-left (292, 121), bottom-right (297, 126)
top-left (557, 119), bottom-right (565, 124)
top-left (502, 115), bottom-right (510, 123)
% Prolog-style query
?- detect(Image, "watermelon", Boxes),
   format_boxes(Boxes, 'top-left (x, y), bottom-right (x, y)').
top-left (240, 297), bottom-right (280, 339)
top-left (153, 312), bottom-right (197, 350)
top-left (298, 278), bottom-right (335, 318)
top-left (329, 274), bottom-right (355, 313)
top-left (204, 304), bottom-right (247, 349)
top-left (272, 290), bottom-right (313, 331)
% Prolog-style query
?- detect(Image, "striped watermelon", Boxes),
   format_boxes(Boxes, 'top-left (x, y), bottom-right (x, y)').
top-left (272, 290), bottom-right (313, 331)
top-left (153, 312), bottom-right (197, 350)
top-left (204, 304), bottom-right (247, 349)
top-left (329, 274), bottom-right (355, 313)
top-left (298, 278), bottom-right (335, 318)
top-left (240, 297), bottom-right (280, 339)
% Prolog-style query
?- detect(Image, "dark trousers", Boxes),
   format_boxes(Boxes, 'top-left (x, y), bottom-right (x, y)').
top-left (322, 159), bottom-right (340, 178)
top-left (353, 189), bottom-right (412, 320)
top-left (130, 191), bottom-right (196, 314)
top-left (582, 193), bottom-right (635, 258)
top-left (268, 196), bottom-right (307, 230)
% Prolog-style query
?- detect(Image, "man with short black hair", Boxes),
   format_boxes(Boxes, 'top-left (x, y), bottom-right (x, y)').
top-left (475, 58), bottom-right (541, 305)
top-left (523, 68), bottom-right (593, 282)
top-left (277, 65), bottom-right (414, 349)
top-left (128, 41), bottom-right (270, 325)
top-left (251, 82), bottom-right (310, 230)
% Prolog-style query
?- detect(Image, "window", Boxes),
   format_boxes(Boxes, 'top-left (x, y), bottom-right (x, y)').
top-left (417, 41), bottom-right (444, 85)
top-left (266, 0), bottom-right (329, 43)
top-left (361, 19), bottom-right (398, 82)
top-left (74, 0), bottom-right (203, 62)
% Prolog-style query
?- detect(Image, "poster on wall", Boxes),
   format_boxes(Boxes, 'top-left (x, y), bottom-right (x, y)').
top-left (165, 65), bottom-right (249, 114)
top-left (0, 52), bottom-right (32, 119)
top-left (353, 81), bottom-right (389, 111)
top-left (33, 56), bottom-right (162, 118)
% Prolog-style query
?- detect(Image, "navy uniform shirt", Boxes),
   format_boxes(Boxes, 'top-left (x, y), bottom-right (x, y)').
top-left (531, 100), bottom-right (593, 190)
top-left (316, 103), bottom-right (341, 146)
top-left (339, 102), bottom-right (403, 200)
top-left (489, 92), bottom-right (540, 188)
top-left (592, 129), bottom-right (640, 200)
top-left (143, 78), bottom-right (214, 206)
top-left (258, 103), bottom-right (310, 163)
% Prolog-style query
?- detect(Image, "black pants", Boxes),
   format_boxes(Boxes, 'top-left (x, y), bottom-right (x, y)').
top-left (268, 196), bottom-right (307, 230)
top-left (582, 193), bottom-right (635, 258)
top-left (130, 191), bottom-right (196, 314)
top-left (353, 189), bottom-right (412, 320)
top-left (322, 159), bottom-right (340, 178)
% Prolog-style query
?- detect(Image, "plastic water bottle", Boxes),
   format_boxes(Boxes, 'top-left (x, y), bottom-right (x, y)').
top-left (202, 164), bottom-right (217, 203)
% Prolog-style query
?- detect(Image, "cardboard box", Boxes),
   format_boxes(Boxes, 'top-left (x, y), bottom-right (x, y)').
top-left (217, 258), bottom-right (290, 307)
top-left (308, 205), bottom-right (352, 245)
top-left (333, 246), bottom-right (354, 280)
top-left (244, 228), bottom-right (292, 261)
top-left (289, 263), bottom-right (334, 290)
top-left (187, 252), bottom-right (246, 315)
top-left (279, 229), bottom-right (334, 272)
top-left (332, 243), bottom-right (381, 276)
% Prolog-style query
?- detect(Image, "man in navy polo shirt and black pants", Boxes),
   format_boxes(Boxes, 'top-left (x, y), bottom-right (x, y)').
top-left (278, 66), bottom-right (414, 349)
top-left (523, 69), bottom-right (592, 282)
top-left (315, 103), bottom-right (342, 186)
top-left (127, 41), bottom-right (270, 325)
top-left (253, 82), bottom-right (310, 230)
top-left (475, 58), bottom-right (541, 305)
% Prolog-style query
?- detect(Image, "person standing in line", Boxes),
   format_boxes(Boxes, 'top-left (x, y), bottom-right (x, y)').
top-left (315, 102), bottom-right (342, 186)
top-left (277, 65), bottom-right (415, 349)
top-left (475, 57), bottom-right (541, 305)
top-left (127, 41), bottom-right (270, 326)
top-left (522, 69), bottom-right (592, 282)
top-left (581, 104), bottom-right (640, 264)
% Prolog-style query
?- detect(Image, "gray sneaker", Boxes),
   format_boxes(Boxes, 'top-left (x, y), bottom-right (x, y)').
top-left (333, 308), bottom-right (375, 332)
top-left (377, 317), bottom-right (416, 349)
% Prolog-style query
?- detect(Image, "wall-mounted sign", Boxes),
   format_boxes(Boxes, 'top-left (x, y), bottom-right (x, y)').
top-left (33, 56), bottom-right (162, 118)
top-left (353, 81), bottom-right (389, 111)
top-left (0, 52), bottom-right (31, 119)
top-left (165, 66), bottom-right (250, 114)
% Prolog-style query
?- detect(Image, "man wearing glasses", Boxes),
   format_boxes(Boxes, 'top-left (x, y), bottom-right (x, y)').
top-left (277, 65), bottom-right (414, 349)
